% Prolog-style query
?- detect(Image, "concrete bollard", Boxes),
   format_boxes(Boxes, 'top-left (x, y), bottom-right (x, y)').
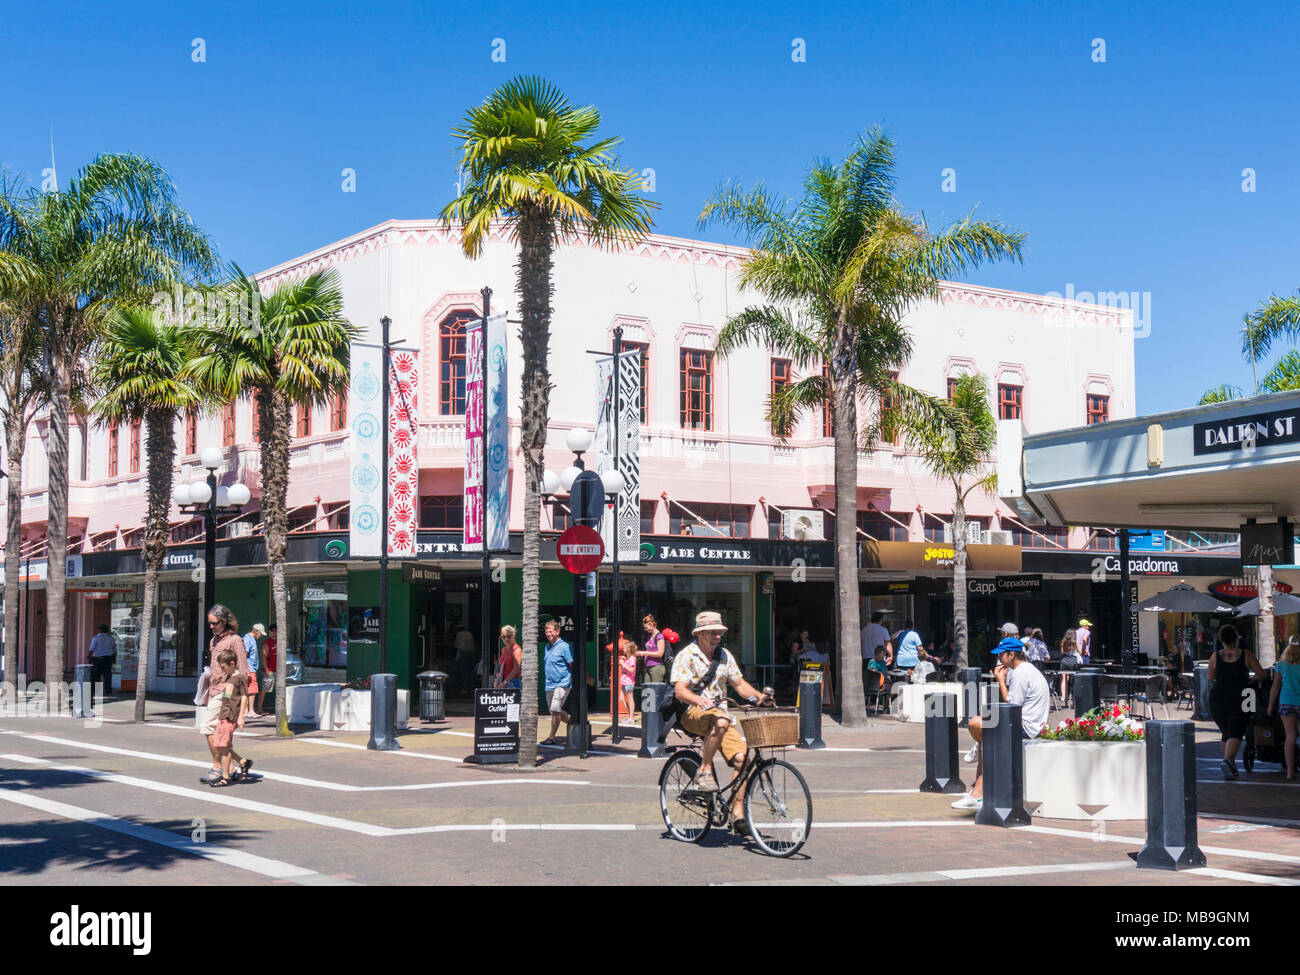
top-left (920, 693), bottom-right (966, 794)
top-left (796, 673), bottom-right (826, 749)
top-left (367, 673), bottom-right (401, 751)
top-left (1192, 664), bottom-right (1212, 722)
top-left (638, 682), bottom-right (668, 759)
top-left (1136, 720), bottom-right (1206, 871)
top-left (1074, 672), bottom-right (1102, 719)
top-left (975, 703), bottom-right (1031, 827)
top-left (958, 667), bottom-right (981, 728)
top-left (72, 663), bottom-right (93, 719)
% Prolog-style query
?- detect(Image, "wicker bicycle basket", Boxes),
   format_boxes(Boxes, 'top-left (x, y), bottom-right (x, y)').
top-left (737, 708), bottom-right (799, 748)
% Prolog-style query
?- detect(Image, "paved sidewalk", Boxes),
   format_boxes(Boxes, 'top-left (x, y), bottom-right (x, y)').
top-left (1, 692), bottom-right (1297, 886)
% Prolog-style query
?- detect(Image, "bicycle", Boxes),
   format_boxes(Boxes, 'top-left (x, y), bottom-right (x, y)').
top-left (657, 705), bottom-right (812, 858)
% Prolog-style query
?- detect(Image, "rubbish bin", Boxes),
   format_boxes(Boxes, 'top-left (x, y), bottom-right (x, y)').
top-left (417, 671), bottom-right (448, 722)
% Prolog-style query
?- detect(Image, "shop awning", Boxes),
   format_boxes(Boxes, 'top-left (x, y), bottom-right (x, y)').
top-left (998, 390), bottom-right (1300, 532)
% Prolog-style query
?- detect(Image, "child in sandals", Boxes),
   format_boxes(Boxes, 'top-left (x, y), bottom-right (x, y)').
top-left (212, 649), bottom-right (253, 787)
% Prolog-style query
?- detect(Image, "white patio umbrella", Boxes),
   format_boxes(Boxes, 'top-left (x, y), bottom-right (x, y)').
top-left (1133, 583), bottom-right (1234, 614)
top-left (1232, 591), bottom-right (1300, 617)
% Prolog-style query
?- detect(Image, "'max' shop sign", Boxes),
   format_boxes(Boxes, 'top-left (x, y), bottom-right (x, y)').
top-left (1194, 408), bottom-right (1300, 455)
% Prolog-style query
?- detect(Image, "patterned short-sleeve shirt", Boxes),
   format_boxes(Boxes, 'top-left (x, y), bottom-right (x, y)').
top-left (670, 641), bottom-right (743, 709)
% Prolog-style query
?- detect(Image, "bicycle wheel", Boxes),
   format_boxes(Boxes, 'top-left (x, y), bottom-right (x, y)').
top-left (659, 751), bottom-right (712, 843)
top-left (744, 758), bottom-right (812, 857)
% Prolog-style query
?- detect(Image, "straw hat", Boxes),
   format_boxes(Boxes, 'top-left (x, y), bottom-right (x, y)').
top-left (692, 611), bottom-right (728, 634)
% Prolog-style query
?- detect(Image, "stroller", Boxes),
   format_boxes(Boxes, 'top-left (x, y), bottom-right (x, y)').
top-left (1242, 678), bottom-right (1287, 774)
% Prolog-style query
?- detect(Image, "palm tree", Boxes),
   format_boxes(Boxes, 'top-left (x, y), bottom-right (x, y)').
top-left (702, 129), bottom-right (1024, 725)
top-left (91, 307), bottom-right (208, 721)
top-left (904, 373), bottom-right (998, 669)
top-left (440, 76), bottom-right (657, 766)
top-left (0, 154), bottom-right (215, 706)
top-left (187, 268), bottom-right (355, 736)
top-left (0, 298), bottom-right (46, 693)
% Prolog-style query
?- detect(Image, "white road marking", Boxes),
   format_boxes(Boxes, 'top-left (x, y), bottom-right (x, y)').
top-left (863, 789), bottom-right (923, 794)
top-left (1021, 823), bottom-right (1300, 867)
top-left (829, 860), bottom-right (1134, 885)
top-left (297, 738), bottom-right (463, 762)
top-left (813, 820), bottom-right (971, 829)
top-left (395, 823), bottom-right (638, 835)
top-left (1189, 867), bottom-right (1300, 886)
top-left (0, 733), bottom-right (591, 792)
top-left (145, 722), bottom-right (272, 738)
top-left (0, 785), bottom-right (341, 883)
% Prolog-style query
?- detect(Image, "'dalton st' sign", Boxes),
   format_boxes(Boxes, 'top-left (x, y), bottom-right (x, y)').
top-left (1193, 408), bottom-right (1300, 455)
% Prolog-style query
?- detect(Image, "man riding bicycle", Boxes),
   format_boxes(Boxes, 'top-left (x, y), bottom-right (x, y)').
top-left (671, 611), bottom-right (771, 835)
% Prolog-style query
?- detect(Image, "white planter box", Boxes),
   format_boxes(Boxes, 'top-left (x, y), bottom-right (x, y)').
top-left (316, 688), bottom-right (410, 732)
top-left (285, 683), bottom-right (343, 724)
top-left (1023, 739), bottom-right (1146, 821)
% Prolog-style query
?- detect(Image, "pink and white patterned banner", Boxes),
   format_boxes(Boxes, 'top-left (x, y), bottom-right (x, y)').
top-left (387, 349), bottom-right (419, 558)
top-left (463, 324), bottom-right (485, 550)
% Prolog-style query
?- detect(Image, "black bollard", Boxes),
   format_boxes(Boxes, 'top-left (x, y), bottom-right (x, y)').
top-left (638, 682), bottom-right (668, 759)
top-left (797, 672), bottom-right (826, 749)
top-left (1137, 720), bottom-right (1206, 871)
top-left (1074, 672), bottom-right (1102, 719)
top-left (958, 667), bottom-right (981, 728)
top-left (1192, 664), bottom-right (1212, 722)
top-left (920, 693), bottom-right (966, 794)
top-left (72, 663), bottom-right (93, 719)
top-left (975, 703), bottom-right (1031, 827)
top-left (367, 673), bottom-right (401, 751)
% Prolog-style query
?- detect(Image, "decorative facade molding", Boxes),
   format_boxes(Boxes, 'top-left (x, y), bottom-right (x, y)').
top-left (1085, 373), bottom-right (1115, 397)
top-left (939, 282), bottom-right (1131, 327)
top-left (675, 321), bottom-right (717, 351)
top-left (421, 292), bottom-right (482, 417)
top-left (943, 356), bottom-right (979, 379)
top-left (609, 314), bottom-right (654, 344)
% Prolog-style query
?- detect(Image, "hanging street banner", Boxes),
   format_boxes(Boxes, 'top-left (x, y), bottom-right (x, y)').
top-left (348, 344), bottom-right (384, 557)
top-left (593, 348), bottom-right (641, 562)
top-left (388, 348), bottom-right (419, 558)
top-left (464, 313), bottom-right (508, 552)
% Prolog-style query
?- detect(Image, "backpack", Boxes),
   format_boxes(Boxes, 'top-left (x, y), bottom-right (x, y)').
top-left (658, 643), bottom-right (724, 731)
top-left (660, 627), bottom-right (680, 675)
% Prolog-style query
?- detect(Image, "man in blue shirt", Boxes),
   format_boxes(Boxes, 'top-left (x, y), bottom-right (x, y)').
top-left (894, 620), bottom-right (924, 669)
top-left (541, 619), bottom-right (573, 746)
top-left (242, 624), bottom-right (263, 718)
top-left (88, 624), bottom-right (116, 694)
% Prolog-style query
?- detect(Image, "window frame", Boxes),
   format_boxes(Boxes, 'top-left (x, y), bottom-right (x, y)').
top-left (1086, 394), bottom-right (1110, 425)
top-left (997, 383), bottom-right (1023, 421)
top-left (108, 425), bottom-right (119, 478)
top-left (770, 357), bottom-right (792, 437)
top-left (619, 339), bottom-right (649, 425)
top-left (439, 311), bottom-right (475, 416)
top-left (129, 420), bottom-right (141, 474)
top-left (679, 349), bottom-right (714, 431)
top-left (221, 403), bottom-right (236, 446)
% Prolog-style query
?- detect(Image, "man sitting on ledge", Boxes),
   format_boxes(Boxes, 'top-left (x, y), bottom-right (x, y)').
top-left (952, 622), bottom-right (1051, 812)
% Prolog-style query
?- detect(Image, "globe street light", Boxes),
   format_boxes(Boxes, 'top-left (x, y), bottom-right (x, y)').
top-left (176, 447), bottom-right (250, 616)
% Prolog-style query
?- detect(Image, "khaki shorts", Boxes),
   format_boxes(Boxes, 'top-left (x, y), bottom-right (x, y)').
top-left (679, 705), bottom-right (748, 765)
top-left (198, 696), bottom-right (222, 735)
top-left (548, 687), bottom-right (570, 714)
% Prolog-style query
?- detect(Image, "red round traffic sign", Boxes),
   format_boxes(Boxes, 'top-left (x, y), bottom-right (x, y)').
top-left (557, 525), bottom-right (605, 574)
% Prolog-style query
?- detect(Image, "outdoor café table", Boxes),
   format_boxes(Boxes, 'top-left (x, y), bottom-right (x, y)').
top-left (1104, 672), bottom-right (1163, 709)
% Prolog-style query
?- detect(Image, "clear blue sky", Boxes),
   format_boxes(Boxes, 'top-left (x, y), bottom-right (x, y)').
top-left (4, 0), bottom-right (1299, 414)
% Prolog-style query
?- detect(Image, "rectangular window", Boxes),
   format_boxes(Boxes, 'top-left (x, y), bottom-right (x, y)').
top-left (439, 314), bottom-right (471, 415)
top-left (770, 358), bottom-right (792, 437)
top-left (330, 393), bottom-right (347, 431)
top-left (251, 397), bottom-right (261, 441)
top-left (419, 495), bottom-right (464, 529)
top-left (1012, 525), bottom-right (1070, 549)
top-left (998, 383), bottom-right (1023, 421)
top-left (857, 510), bottom-right (911, 542)
top-left (669, 503), bottom-right (752, 538)
top-left (296, 406), bottom-right (312, 439)
top-left (880, 371), bottom-right (900, 445)
top-left (185, 410), bottom-right (197, 456)
top-left (1086, 394), bottom-right (1109, 425)
top-left (619, 340), bottom-right (649, 424)
top-left (549, 498), bottom-right (572, 532)
top-left (822, 363), bottom-right (833, 438)
top-left (946, 377), bottom-right (959, 400)
top-left (679, 350), bottom-right (713, 431)
top-left (923, 516), bottom-right (988, 544)
top-left (640, 499), bottom-right (657, 535)
top-left (108, 426), bottom-right (119, 478)
top-left (129, 420), bottom-right (141, 474)
top-left (222, 403), bottom-right (236, 446)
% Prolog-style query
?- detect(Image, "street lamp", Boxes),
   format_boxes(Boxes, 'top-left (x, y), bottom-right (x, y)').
top-left (176, 447), bottom-right (250, 617)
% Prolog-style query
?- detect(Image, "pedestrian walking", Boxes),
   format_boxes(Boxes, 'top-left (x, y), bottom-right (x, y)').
top-left (1076, 618), bottom-right (1093, 663)
top-left (1058, 630), bottom-right (1082, 702)
top-left (199, 605), bottom-right (252, 785)
top-left (209, 649), bottom-right (249, 788)
top-left (637, 614), bottom-right (669, 682)
top-left (242, 623), bottom-right (265, 718)
top-left (496, 625), bottom-right (522, 689)
top-left (257, 624), bottom-right (277, 715)
top-left (1267, 636), bottom-right (1300, 780)
top-left (88, 624), bottom-right (116, 695)
top-left (1209, 623), bottom-right (1269, 780)
top-left (540, 619), bottom-right (573, 746)
top-left (619, 638), bottom-right (638, 722)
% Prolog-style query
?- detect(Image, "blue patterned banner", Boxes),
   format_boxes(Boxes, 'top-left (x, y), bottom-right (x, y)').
top-left (349, 344), bottom-right (383, 558)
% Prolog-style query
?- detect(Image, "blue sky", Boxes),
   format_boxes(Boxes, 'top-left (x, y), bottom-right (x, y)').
top-left (3, 0), bottom-right (1299, 414)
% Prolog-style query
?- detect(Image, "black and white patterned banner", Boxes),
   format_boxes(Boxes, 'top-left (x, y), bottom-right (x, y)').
top-left (594, 349), bottom-right (641, 562)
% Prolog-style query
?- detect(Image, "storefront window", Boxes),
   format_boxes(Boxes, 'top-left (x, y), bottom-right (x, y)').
top-left (598, 573), bottom-right (756, 682)
top-left (291, 578), bottom-right (348, 672)
top-left (111, 581), bottom-right (200, 680)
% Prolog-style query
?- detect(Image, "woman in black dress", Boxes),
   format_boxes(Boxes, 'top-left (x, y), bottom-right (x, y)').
top-left (1207, 624), bottom-right (1269, 779)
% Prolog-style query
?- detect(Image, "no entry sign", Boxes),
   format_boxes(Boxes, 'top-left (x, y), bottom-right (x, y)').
top-left (557, 525), bottom-right (605, 574)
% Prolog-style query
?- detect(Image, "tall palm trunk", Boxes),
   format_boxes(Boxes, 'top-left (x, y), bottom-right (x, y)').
top-left (260, 389), bottom-right (292, 737)
top-left (3, 413), bottom-right (24, 696)
top-left (134, 408), bottom-right (176, 722)
top-left (45, 350), bottom-right (72, 711)
top-left (832, 322), bottom-right (865, 726)
top-left (952, 490), bottom-right (969, 670)
top-left (3, 412), bottom-right (24, 694)
top-left (1257, 563), bottom-right (1276, 668)
top-left (516, 209), bottom-right (554, 767)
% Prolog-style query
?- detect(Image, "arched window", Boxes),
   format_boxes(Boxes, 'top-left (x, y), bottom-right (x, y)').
top-left (439, 312), bottom-right (477, 415)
